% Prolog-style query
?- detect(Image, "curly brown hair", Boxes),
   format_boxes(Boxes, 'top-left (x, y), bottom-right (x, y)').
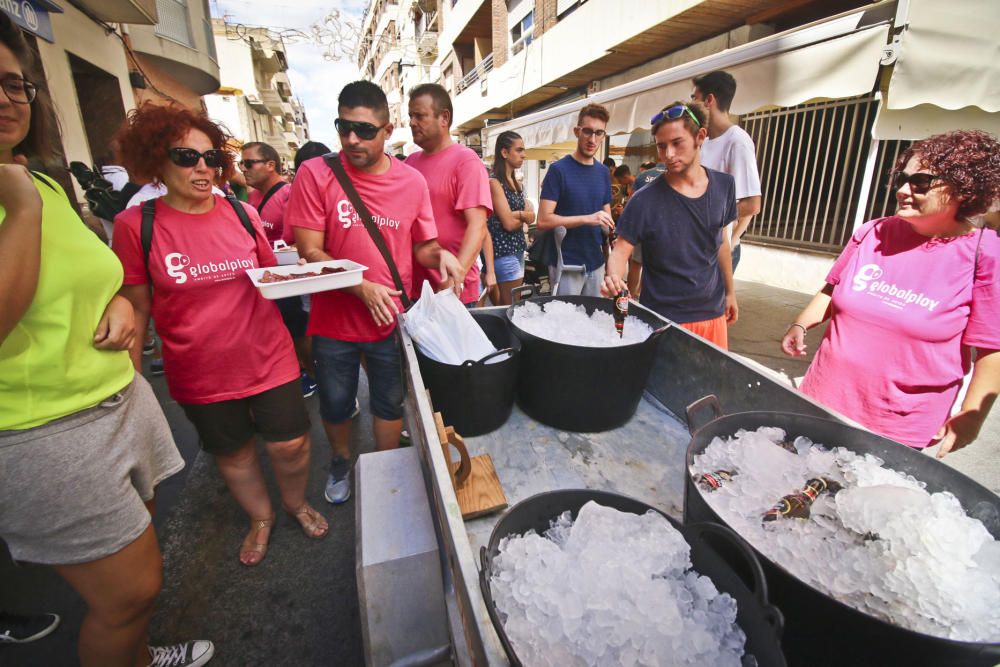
top-left (114, 103), bottom-right (235, 185)
top-left (895, 130), bottom-right (1000, 220)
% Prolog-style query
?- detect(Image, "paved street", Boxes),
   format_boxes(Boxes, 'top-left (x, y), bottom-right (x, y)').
top-left (2, 278), bottom-right (997, 666)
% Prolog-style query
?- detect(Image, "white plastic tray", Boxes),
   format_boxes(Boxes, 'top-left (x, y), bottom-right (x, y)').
top-left (246, 259), bottom-right (367, 300)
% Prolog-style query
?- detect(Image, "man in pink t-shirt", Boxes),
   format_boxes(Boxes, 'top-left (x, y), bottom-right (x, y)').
top-left (406, 83), bottom-right (492, 305)
top-left (287, 80), bottom-right (463, 504)
top-left (242, 141), bottom-right (291, 244)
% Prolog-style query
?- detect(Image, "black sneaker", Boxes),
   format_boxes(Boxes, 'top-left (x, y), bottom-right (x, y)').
top-left (147, 640), bottom-right (215, 667)
top-left (0, 611), bottom-right (60, 644)
top-left (150, 359), bottom-right (165, 376)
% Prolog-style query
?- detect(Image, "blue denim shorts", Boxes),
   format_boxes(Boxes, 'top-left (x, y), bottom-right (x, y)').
top-left (313, 334), bottom-right (403, 423)
top-left (494, 254), bottom-right (525, 283)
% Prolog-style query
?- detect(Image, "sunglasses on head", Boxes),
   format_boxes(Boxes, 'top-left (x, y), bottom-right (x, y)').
top-left (891, 171), bottom-right (942, 195)
top-left (335, 118), bottom-right (384, 140)
top-left (650, 104), bottom-right (701, 128)
top-left (168, 147), bottom-right (225, 168)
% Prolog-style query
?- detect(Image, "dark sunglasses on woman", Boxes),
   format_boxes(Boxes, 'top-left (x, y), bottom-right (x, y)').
top-left (334, 118), bottom-right (384, 141)
top-left (167, 147), bottom-right (226, 168)
top-left (891, 171), bottom-right (942, 195)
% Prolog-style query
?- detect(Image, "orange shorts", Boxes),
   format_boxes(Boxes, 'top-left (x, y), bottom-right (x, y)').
top-left (681, 314), bottom-right (728, 350)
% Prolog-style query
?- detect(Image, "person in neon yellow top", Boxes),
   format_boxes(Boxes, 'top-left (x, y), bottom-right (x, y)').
top-left (0, 14), bottom-right (214, 667)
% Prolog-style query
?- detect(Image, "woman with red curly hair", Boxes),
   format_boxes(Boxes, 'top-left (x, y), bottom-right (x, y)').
top-left (782, 129), bottom-right (1000, 458)
top-left (112, 104), bottom-right (328, 567)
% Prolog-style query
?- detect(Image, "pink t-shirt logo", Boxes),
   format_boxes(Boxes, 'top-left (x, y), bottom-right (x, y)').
top-left (851, 262), bottom-right (941, 312)
top-left (337, 199), bottom-right (355, 229)
top-left (165, 252), bottom-right (191, 284)
top-left (851, 263), bottom-right (883, 291)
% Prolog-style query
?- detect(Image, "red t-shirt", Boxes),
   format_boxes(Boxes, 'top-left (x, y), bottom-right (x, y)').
top-left (405, 144), bottom-right (492, 303)
top-left (285, 154), bottom-right (438, 342)
top-left (112, 195), bottom-right (300, 404)
top-left (247, 182), bottom-right (292, 244)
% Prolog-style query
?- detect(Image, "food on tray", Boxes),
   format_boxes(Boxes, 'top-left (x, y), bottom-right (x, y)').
top-left (258, 266), bottom-right (346, 283)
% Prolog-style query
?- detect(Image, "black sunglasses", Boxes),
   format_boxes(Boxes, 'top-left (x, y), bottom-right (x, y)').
top-left (0, 75), bottom-right (37, 105)
top-left (891, 171), bottom-right (942, 195)
top-left (168, 147), bottom-right (226, 168)
top-left (239, 158), bottom-right (269, 169)
top-left (335, 118), bottom-right (384, 140)
top-left (650, 104), bottom-right (701, 128)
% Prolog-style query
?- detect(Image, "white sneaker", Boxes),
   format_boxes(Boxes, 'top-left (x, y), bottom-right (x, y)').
top-left (148, 640), bottom-right (214, 667)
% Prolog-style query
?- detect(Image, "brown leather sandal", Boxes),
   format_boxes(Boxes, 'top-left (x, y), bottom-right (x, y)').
top-left (239, 516), bottom-right (274, 566)
top-left (284, 503), bottom-right (329, 540)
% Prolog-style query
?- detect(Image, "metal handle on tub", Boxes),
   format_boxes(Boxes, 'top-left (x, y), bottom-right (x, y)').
top-left (686, 394), bottom-right (723, 435)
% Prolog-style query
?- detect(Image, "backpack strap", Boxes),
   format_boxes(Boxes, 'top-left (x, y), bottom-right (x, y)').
top-left (225, 192), bottom-right (257, 241)
top-left (141, 199), bottom-right (157, 283)
top-left (140, 194), bottom-right (256, 284)
top-left (255, 180), bottom-right (288, 215)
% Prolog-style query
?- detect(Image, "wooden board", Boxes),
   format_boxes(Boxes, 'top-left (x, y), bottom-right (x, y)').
top-left (450, 454), bottom-right (508, 520)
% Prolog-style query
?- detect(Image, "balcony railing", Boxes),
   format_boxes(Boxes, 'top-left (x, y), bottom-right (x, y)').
top-left (455, 53), bottom-right (493, 95)
top-left (154, 0), bottom-right (192, 46)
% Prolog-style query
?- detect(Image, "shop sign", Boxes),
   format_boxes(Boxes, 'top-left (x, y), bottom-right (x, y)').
top-left (0, 0), bottom-right (58, 44)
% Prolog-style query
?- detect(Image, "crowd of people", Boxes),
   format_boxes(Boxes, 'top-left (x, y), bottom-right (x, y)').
top-left (1, 5), bottom-right (998, 662)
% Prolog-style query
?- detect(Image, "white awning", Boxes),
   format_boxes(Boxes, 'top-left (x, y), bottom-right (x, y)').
top-left (485, 6), bottom-right (892, 156)
top-left (875, 0), bottom-right (1000, 140)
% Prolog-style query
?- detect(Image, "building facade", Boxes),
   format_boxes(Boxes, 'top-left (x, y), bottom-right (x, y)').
top-left (356, 0), bottom-right (442, 153)
top-left (204, 19), bottom-right (310, 167)
top-left (2, 0), bottom-right (220, 202)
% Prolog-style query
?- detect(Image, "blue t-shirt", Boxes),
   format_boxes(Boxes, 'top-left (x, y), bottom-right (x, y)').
top-left (539, 155), bottom-right (612, 271)
top-left (616, 167), bottom-right (737, 323)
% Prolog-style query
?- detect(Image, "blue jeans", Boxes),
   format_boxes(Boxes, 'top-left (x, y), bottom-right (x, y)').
top-left (312, 334), bottom-right (403, 423)
top-left (494, 254), bottom-right (525, 282)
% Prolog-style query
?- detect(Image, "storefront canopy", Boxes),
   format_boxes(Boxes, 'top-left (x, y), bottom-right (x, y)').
top-left (485, 0), bottom-right (1000, 156)
top-left (485, 5), bottom-right (892, 157)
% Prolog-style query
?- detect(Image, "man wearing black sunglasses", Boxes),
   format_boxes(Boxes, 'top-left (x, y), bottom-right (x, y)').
top-left (285, 81), bottom-right (463, 504)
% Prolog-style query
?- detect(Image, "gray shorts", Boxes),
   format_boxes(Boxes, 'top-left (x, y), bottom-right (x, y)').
top-left (0, 374), bottom-right (184, 565)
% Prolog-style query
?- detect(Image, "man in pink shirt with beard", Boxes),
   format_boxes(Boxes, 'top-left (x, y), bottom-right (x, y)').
top-left (286, 81), bottom-right (463, 504)
top-left (405, 83), bottom-right (492, 305)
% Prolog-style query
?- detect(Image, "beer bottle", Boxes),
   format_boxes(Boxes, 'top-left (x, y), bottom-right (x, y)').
top-left (613, 287), bottom-right (630, 338)
top-left (762, 477), bottom-right (843, 523)
top-left (697, 469), bottom-right (735, 492)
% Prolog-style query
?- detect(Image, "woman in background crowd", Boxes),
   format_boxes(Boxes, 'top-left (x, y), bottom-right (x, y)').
top-left (486, 130), bottom-right (535, 305)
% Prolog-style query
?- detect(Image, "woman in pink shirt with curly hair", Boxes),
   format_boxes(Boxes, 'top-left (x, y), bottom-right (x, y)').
top-left (782, 130), bottom-right (1000, 458)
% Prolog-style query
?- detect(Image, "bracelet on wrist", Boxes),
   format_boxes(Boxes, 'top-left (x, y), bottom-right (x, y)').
top-left (788, 323), bottom-right (807, 334)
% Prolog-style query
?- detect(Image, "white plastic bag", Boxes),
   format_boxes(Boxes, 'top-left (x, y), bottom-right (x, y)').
top-left (403, 281), bottom-right (497, 364)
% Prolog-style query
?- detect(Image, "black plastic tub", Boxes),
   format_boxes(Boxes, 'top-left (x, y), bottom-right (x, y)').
top-left (505, 295), bottom-right (668, 432)
top-left (683, 396), bottom-right (1000, 667)
top-left (415, 312), bottom-right (520, 437)
top-left (479, 489), bottom-right (787, 667)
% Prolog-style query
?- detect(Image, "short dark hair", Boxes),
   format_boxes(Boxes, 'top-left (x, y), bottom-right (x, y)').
top-left (652, 101), bottom-right (707, 139)
top-left (294, 141), bottom-right (331, 171)
top-left (578, 103), bottom-right (609, 126)
top-left (602, 157), bottom-right (616, 169)
top-left (639, 161), bottom-right (656, 170)
top-left (242, 141), bottom-right (281, 169)
top-left (339, 80), bottom-right (389, 123)
top-left (409, 83), bottom-right (453, 127)
top-left (613, 165), bottom-right (631, 178)
top-left (693, 70), bottom-right (737, 112)
top-left (1, 13), bottom-right (59, 162)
